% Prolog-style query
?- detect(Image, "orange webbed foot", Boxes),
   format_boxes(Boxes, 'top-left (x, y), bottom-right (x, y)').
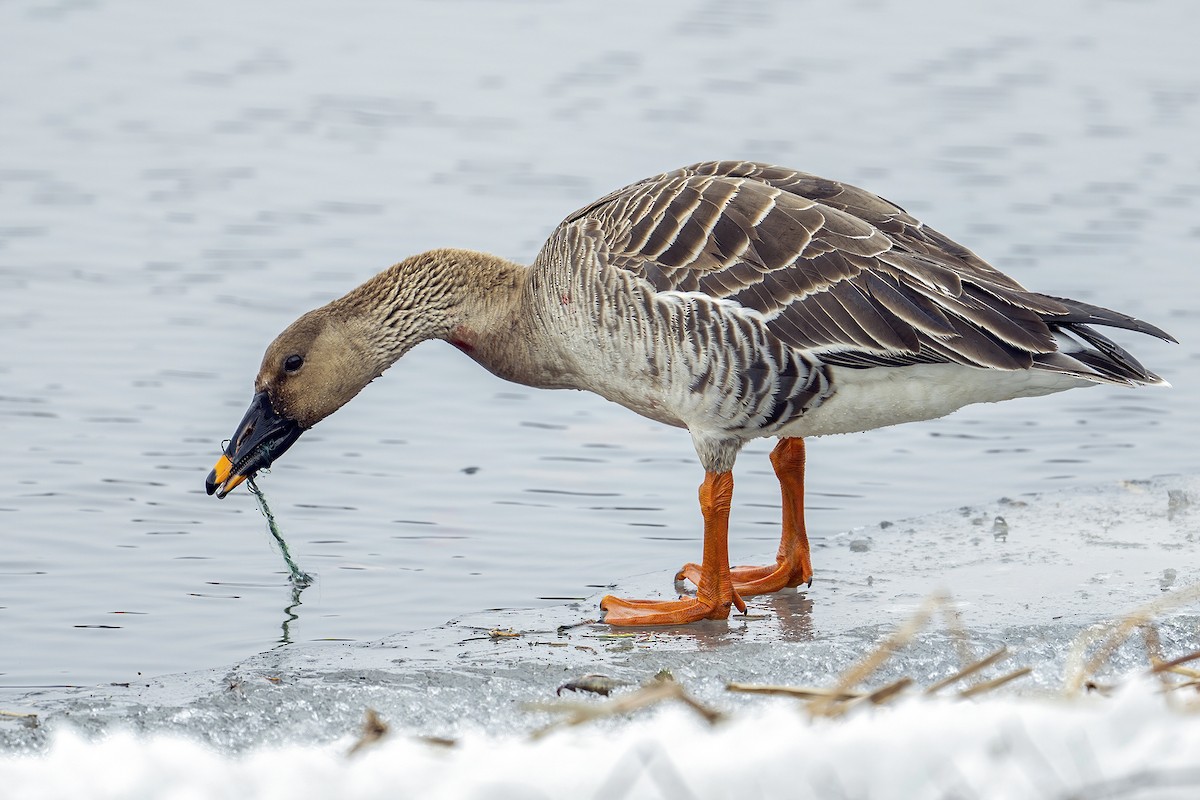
top-left (600, 590), bottom-right (745, 626)
top-left (676, 559), bottom-right (811, 596)
top-left (601, 470), bottom-right (748, 626)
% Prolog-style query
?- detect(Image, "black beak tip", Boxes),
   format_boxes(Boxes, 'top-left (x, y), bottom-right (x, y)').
top-left (208, 390), bottom-right (302, 500)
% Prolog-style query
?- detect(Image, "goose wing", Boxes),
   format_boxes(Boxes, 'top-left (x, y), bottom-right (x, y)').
top-left (559, 160), bottom-right (1170, 380)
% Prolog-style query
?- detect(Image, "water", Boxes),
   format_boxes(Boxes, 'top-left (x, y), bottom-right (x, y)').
top-left (1, 0), bottom-right (1197, 693)
top-left (246, 477), bottom-right (313, 589)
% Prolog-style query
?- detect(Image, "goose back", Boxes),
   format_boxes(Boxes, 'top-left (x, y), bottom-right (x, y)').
top-left (556, 160), bottom-right (1172, 382)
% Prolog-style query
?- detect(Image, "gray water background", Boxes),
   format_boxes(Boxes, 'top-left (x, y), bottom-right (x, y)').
top-left (1, 0), bottom-right (1197, 691)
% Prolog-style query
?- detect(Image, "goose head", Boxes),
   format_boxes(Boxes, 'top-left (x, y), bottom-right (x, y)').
top-left (206, 307), bottom-right (385, 498)
top-left (205, 248), bottom-right (524, 499)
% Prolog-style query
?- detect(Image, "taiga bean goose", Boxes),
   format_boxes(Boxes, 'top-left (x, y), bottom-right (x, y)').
top-left (206, 160), bottom-right (1174, 625)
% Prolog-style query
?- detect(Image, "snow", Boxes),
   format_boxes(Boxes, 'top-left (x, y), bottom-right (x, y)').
top-left (4, 682), bottom-right (1199, 799)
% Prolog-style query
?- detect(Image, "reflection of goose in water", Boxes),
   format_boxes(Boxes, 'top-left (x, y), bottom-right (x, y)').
top-left (205, 161), bottom-right (1174, 625)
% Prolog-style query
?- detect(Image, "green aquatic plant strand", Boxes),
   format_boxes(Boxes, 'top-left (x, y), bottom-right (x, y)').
top-left (247, 476), bottom-right (314, 588)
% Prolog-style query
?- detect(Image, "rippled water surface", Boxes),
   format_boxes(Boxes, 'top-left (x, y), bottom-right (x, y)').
top-left (2, 0), bottom-right (1197, 690)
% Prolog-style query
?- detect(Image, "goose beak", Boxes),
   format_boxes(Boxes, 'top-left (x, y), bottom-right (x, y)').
top-left (207, 453), bottom-right (246, 497)
top-left (206, 390), bottom-right (304, 498)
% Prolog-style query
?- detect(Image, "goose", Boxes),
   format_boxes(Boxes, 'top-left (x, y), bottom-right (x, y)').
top-left (205, 160), bottom-right (1174, 626)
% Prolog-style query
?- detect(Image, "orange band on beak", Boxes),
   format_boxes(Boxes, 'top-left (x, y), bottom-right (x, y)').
top-left (222, 472), bottom-right (249, 493)
top-left (211, 454), bottom-right (234, 485)
top-left (209, 454), bottom-right (249, 495)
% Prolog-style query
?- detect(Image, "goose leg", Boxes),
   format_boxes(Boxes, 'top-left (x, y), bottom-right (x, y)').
top-left (677, 437), bottom-right (813, 595)
top-left (601, 471), bottom-right (746, 625)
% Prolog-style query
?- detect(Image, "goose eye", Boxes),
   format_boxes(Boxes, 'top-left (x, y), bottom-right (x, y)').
top-left (283, 354), bottom-right (304, 373)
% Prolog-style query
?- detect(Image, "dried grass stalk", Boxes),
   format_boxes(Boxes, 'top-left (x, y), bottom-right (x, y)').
top-left (528, 678), bottom-right (721, 740)
top-left (925, 647), bottom-right (1010, 695)
top-left (862, 676), bottom-right (913, 705)
top-left (726, 683), bottom-right (862, 702)
top-left (346, 708), bottom-right (389, 757)
top-left (809, 591), bottom-right (949, 717)
top-left (1065, 583), bottom-right (1200, 695)
top-left (958, 667), bottom-right (1033, 698)
top-left (1149, 649), bottom-right (1200, 675)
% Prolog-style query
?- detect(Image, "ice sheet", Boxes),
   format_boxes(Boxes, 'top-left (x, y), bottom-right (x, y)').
top-left (4, 475), bottom-right (1197, 757)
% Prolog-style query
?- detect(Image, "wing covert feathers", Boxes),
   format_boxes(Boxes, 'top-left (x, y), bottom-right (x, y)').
top-left (558, 160), bottom-right (1172, 386)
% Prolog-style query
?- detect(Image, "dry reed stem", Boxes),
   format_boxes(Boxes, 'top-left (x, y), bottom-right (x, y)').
top-left (1142, 623), bottom-right (1165, 666)
top-left (937, 598), bottom-right (974, 669)
top-left (861, 677), bottom-right (913, 706)
top-left (925, 647), bottom-right (1010, 695)
top-left (809, 591), bottom-right (950, 717)
top-left (527, 588), bottom-right (1200, 739)
top-left (1149, 649), bottom-right (1200, 675)
top-left (958, 667), bottom-right (1034, 698)
top-left (725, 683), bottom-right (861, 702)
top-left (489, 628), bottom-right (521, 639)
top-left (1065, 583), bottom-right (1200, 695)
top-left (528, 677), bottom-right (722, 740)
top-left (729, 585), bottom-right (1200, 722)
top-left (1141, 623), bottom-right (1174, 694)
top-left (1165, 666), bottom-right (1200, 680)
top-left (828, 678), bottom-right (914, 716)
top-left (346, 708), bottom-right (389, 757)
